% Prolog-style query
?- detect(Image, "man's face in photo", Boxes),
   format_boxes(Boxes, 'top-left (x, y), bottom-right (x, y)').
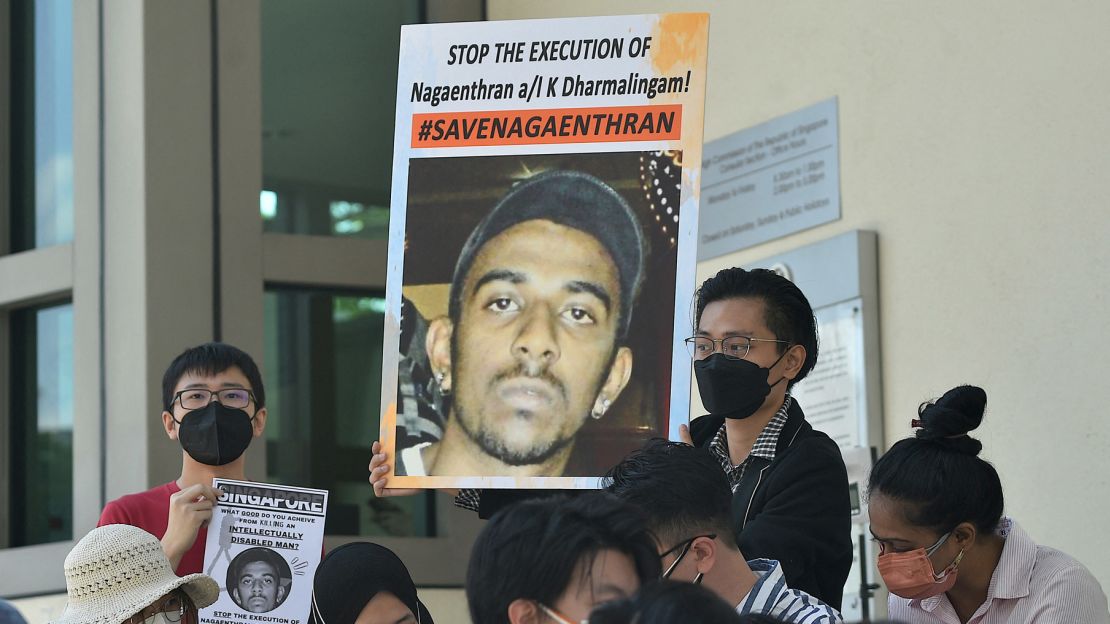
top-left (234, 560), bottom-right (284, 613)
top-left (435, 218), bottom-right (632, 466)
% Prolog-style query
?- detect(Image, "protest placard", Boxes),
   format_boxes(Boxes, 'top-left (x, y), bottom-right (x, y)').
top-left (199, 479), bottom-right (328, 624)
top-left (380, 14), bottom-right (710, 489)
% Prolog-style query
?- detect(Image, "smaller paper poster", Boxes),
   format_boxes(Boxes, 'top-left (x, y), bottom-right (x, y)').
top-left (199, 479), bottom-right (329, 624)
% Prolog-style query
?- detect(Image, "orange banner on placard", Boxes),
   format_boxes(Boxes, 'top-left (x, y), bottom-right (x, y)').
top-left (411, 104), bottom-right (682, 148)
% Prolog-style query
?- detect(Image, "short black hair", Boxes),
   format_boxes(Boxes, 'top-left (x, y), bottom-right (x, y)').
top-left (604, 439), bottom-right (735, 548)
top-left (465, 492), bottom-right (661, 624)
top-left (694, 267), bottom-right (818, 387)
top-left (161, 342), bottom-right (266, 412)
top-left (868, 385), bottom-right (1004, 535)
top-left (588, 580), bottom-right (745, 624)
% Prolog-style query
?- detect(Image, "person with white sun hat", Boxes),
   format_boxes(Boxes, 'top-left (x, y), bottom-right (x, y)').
top-left (50, 524), bottom-right (219, 624)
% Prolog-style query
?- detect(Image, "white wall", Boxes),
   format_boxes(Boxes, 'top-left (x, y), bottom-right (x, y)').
top-left (491, 1), bottom-right (1110, 585)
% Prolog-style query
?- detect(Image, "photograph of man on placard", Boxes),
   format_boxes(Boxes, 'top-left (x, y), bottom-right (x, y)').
top-left (392, 151), bottom-right (681, 480)
top-left (228, 547), bottom-right (292, 614)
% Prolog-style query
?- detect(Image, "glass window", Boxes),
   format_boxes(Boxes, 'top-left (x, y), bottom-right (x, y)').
top-left (8, 302), bottom-right (74, 546)
top-left (263, 288), bottom-right (434, 537)
top-left (261, 189), bottom-right (390, 240)
top-left (259, 0), bottom-right (421, 237)
top-left (9, 0), bottom-right (75, 252)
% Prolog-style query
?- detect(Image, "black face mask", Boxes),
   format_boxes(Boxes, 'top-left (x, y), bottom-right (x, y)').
top-left (693, 352), bottom-right (788, 420)
top-left (175, 402), bottom-right (255, 466)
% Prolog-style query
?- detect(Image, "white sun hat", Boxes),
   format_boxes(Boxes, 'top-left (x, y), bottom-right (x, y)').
top-left (50, 525), bottom-right (219, 624)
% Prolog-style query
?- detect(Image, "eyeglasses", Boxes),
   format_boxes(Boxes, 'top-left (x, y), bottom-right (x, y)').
top-left (877, 531), bottom-right (952, 557)
top-left (684, 336), bottom-right (790, 360)
top-left (128, 589), bottom-right (195, 624)
top-left (173, 388), bottom-right (255, 410)
top-left (537, 603), bottom-right (587, 624)
top-left (660, 533), bottom-right (716, 582)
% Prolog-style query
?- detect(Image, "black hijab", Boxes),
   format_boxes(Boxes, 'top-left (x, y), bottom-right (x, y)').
top-left (310, 542), bottom-right (433, 624)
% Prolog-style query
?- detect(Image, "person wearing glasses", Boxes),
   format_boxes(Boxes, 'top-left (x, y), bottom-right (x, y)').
top-left (682, 267), bottom-right (852, 609)
top-left (98, 342), bottom-right (269, 575)
top-left (606, 439), bottom-right (842, 622)
top-left (869, 385), bottom-right (1109, 623)
top-left (50, 524), bottom-right (218, 624)
top-left (466, 492), bottom-right (661, 624)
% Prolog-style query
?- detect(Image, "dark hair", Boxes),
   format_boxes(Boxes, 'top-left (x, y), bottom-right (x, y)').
top-left (587, 580), bottom-right (746, 624)
top-left (161, 342), bottom-right (266, 411)
top-left (466, 492), bottom-right (661, 624)
top-left (231, 547), bottom-right (289, 580)
top-left (604, 439), bottom-right (735, 548)
top-left (310, 542), bottom-right (433, 624)
top-left (868, 385), bottom-right (1004, 534)
top-left (229, 547), bottom-right (291, 610)
top-left (448, 170), bottom-right (646, 340)
top-left (694, 267), bottom-right (818, 387)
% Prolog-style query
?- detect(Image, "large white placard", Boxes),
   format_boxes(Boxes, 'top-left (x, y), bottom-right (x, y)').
top-left (380, 14), bottom-right (709, 489)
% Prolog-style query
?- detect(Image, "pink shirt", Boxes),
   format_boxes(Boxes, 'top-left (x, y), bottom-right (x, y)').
top-left (889, 518), bottom-right (1109, 623)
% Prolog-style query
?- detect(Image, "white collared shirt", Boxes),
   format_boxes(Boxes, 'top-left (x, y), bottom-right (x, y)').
top-left (888, 518), bottom-right (1110, 623)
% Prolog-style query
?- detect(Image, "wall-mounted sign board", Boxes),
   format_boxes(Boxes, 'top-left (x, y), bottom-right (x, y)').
top-left (698, 97), bottom-right (840, 260)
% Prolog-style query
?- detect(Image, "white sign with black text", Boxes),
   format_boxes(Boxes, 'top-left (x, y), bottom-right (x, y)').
top-left (199, 479), bottom-right (329, 624)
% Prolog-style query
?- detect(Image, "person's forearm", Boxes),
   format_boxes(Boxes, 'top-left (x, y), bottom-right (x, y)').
top-left (160, 536), bottom-right (187, 570)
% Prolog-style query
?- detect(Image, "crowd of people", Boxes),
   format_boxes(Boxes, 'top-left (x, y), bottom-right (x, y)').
top-left (25, 265), bottom-right (1110, 624)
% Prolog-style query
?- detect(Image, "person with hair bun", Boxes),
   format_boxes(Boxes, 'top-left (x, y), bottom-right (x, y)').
top-left (868, 385), bottom-right (1110, 623)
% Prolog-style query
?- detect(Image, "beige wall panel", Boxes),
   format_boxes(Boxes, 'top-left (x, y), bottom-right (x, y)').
top-left (490, 0), bottom-right (1110, 585)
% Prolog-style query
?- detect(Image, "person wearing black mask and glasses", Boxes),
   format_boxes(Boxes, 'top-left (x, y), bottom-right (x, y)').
top-left (680, 267), bottom-right (852, 609)
top-left (99, 342), bottom-right (268, 575)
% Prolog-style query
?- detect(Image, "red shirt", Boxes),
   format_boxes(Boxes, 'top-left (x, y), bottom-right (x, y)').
top-left (98, 481), bottom-right (208, 576)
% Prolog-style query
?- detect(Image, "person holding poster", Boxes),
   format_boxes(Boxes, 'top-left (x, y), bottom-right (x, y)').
top-left (98, 342), bottom-right (269, 574)
top-left (684, 267), bottom-right (853, 609)
top-left (378, 12), bottom-right (710, 490)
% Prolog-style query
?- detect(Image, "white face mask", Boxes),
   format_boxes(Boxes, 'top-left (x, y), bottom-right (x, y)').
top-left (141, 613), bottom-right (178, 624)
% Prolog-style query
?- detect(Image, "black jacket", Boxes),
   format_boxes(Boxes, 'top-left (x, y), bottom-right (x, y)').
top-left (690, 400), bottom-right (853, 611)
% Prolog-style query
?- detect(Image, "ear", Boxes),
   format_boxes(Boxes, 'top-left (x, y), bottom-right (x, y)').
top-left (507, 599), bottom-right (542, 624)
top-left (952, 521), bottom-right (979, 551)
top-left (251, 407), bottom-right (268, 438)
top-left (276, 585), bottom-right (287, 602)
top-left (778, 343), bottom-right (807, 382)
top-left (163, 411), bottom-right (178, 440)
top-left (592, 346), bottom-right (633, 418)
top-left (690, 535), bottom-right (718, 576)
top-left (426, 317), bottom-right (455, 394)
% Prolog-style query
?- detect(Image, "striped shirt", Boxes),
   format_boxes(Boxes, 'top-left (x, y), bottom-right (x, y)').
top-left (709, 395), bottom-right (792, 492)
top-left (739, 558), bottom-right (843, 622)
top-left (889, 518), bottom-right (1110, 623)
top-left (455, 487), bottom-right (482, 512)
